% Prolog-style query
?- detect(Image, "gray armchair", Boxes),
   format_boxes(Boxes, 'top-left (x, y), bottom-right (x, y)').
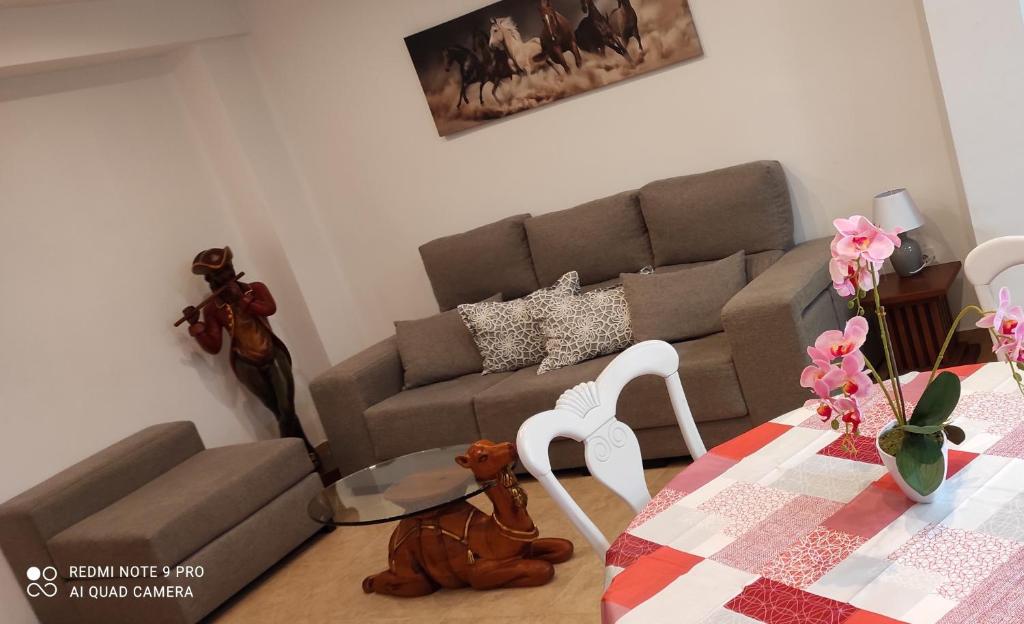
top-left (0, 422), bottom-right (323, 624)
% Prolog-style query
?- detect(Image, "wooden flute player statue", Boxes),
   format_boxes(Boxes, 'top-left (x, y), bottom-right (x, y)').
top-left (363, 440), bottom-right (574, 597)
top-left (176, 246), bottom-right (314, 459)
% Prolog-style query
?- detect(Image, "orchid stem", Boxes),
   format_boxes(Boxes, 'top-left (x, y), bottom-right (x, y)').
top-left (928, 305), bottom-right (987, 384)
top-left (864, 357), bottom-right (901, 422)
top-left (871, 265), bottom-right (906, 425)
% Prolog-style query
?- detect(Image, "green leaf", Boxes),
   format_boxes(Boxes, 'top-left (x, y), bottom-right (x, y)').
top-left (911, 372), bottom-right (961, 427)
top-left (901, 424), bottom-right (944, 435)
top-left (1016, 362), bottom-right (1024, 371)
top-left (944, 424), bottom-right (966, 445)
top-left (830, 419), bottom-right (840, 430)
top-left (896, 432), bottom-right (945, 496)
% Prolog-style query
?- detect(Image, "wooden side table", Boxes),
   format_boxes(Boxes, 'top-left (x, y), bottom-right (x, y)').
top-left (865, 261), bottom-right (979, 372)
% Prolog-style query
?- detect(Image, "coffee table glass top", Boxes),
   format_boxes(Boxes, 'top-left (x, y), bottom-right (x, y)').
top-left (308, 444), bottom-right (492, 526)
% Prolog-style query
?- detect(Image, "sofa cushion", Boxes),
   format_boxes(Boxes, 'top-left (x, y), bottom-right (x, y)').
top-left (473, 333), bottom-right (748, 444)
top-left (395, 294), bottom-right (500, 389)
top-left (624, 251), bottom-right (747, 342)
top-left (536, 285), bottom-right (633, 374)
top-left (459, 271), bottom-right (579, 374)
top-left (365, 372), bottom-right (512, 460)
top-left (48, 438), bottom-right (311, 573)
top-left (420, 214), bottom-right (540, 311)
top-left (639, 161), bottom-right (793, 266)
top-left (748, 250), bottom-right (785, 280)
top-left (525, 191), bottom-right (653, 287)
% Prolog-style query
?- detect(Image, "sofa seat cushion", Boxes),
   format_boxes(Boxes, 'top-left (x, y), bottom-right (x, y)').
top-left (640, 161), bottom-right (793, 266)
top-left (48, 438), bottom-right (312, 573)
top-left (419, 214), bottom-right (540, 311)
top-left (365, 372), bottom-right (512, 460)
top-left (473, 333), bottom-right (748, 444)
top-left (525, 190), bottom-right (653, 287)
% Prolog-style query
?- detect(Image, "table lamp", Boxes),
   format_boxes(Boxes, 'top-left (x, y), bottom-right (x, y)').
top-left (874, 188), bottom-right (926, 276)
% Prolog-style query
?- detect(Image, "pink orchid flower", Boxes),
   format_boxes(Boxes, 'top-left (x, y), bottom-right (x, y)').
top-left (994, 323), bottom-right (1024, 363)
top-left (814, 316), bottom-right (870, 359)
top-left (829, 253), bottom-right (879, 297)
top-left (977, 287), bottom-right (1023, 338)
top-left (833, 215), bottom-right (902, 263)
top-left (800, 359), bottom-right (843, 392)
top-left (835, 397), bottom-right (862, 434)
top-left (804, 397), bottom-right (838, 421)
top-left (837, 352), bottom-right (872, 399)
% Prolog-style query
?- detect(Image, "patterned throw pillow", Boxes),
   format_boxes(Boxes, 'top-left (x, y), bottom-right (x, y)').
top-left (535, 285), bottom-right (633, 374)
top-left (458, 272), bottom-right (580, 374)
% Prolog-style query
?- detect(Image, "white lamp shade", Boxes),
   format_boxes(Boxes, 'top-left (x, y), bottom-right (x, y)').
top-left (873, 188), bottom-right (924, 232)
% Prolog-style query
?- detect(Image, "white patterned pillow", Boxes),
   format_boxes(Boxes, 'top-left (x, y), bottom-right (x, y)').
top-left (458, 272), bottom-right (580, 374)
top-left (535, 285), bottom-right (633, 374)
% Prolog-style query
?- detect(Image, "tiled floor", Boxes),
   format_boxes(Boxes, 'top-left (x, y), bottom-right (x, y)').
top-left (208, 460), bottom-right (688, 624)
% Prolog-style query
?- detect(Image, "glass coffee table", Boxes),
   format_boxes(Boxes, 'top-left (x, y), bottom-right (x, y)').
top-left (307, 444), bottom-right (494, 526)
top-left (307, 440), bottom-right (573, 597)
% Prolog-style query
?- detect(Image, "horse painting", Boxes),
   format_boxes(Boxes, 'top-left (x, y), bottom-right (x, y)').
top-left (609, 0), bottom-right (643, 52)
top-left (442, 45), bottom-right (486, 108)
top-left (537, 0), bottom-right (582, 74)
top-left (473, 29), bottom-right (517, 103)
top-left (489, 17), bottom-right (544, 75)
top-left (576, 0), bottom-right (632, 62)
top-left (405, 0), bottom-right (704, 136)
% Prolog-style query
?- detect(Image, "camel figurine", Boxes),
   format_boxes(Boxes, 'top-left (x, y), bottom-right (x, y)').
top-left (362, 440), bottom-right (574, 597)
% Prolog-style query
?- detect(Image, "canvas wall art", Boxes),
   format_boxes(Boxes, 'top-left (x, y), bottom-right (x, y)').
top-left (405, 0), bottom-right (703, 136)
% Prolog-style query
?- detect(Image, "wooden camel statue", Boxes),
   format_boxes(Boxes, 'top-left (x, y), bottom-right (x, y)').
top-left (362, 440), bottom-right (574, 597)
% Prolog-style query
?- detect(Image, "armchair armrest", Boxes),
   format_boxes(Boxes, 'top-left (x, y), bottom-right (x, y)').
top-left (310, 336), bottom-right (404, 476)
top-left (722, 237), bottom-right (848, 423)
top-left (0, 422), bottom-right (202, 622)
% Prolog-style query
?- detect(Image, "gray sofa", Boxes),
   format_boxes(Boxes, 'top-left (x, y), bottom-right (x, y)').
top-left (0, 422), bottom-right (323, 624)
top-left (312, 161), bottom-right (847, 477)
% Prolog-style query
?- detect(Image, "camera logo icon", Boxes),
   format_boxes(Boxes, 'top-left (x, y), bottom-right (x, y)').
top-left (26, 566), bottom-right (58, 598)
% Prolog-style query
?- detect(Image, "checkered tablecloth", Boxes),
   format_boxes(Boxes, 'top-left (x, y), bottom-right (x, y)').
top-left (602, 363), bottom-right (1024, 624)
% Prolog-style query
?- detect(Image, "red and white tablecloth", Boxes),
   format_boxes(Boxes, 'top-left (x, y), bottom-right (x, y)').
top-left (602, 363), bottom-right (1024, 624)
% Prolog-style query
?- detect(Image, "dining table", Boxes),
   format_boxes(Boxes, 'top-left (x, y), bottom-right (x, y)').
top-left (602, 362), bottom-right (1024, 624)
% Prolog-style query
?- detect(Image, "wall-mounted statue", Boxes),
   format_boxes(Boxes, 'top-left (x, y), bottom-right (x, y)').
top-left (176, 246), bottom-right (314, 460)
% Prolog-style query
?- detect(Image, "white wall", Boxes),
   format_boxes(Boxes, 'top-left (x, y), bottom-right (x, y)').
top-left (237, 0), bottom-right (975, 341)
top-left (0, 4), bottom-right (344, 620)
top-left (923, 0), bottom-right (1024, 299)
top-left (0, 56), bottom-right (245, 622)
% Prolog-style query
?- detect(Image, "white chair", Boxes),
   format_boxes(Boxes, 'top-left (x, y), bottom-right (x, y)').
top-left (965, 236), bottom-right (1024, 357)
top-left (515, 340), bottom-right (706, 562)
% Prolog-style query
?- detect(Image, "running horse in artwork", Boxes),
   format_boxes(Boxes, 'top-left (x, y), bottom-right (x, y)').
top-left (537, 0), bottom-right (582, 74)
top-left (609, 0), bottom-right (642, 52)
top-left (442, 45), bottom-right (486, 108)
top-left (576, 0), bottom-right (632, 62)
top-left (362, 441), bottom-right (574, 597)
top-left (473, 29), bottom-right (517, 103)
top-left (489, 16), bottom-right (543, 75)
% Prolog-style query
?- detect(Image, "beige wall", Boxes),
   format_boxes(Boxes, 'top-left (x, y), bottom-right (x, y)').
top-left (924, 0), bottom-right (1024, 298)
top-left (238, 0), bottom-right (975, 343)
top-left (0, 4), bottom-right (339, 619)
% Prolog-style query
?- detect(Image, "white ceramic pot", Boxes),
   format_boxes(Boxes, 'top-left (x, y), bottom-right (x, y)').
top-left (876, 420), bottom-right (949, 504)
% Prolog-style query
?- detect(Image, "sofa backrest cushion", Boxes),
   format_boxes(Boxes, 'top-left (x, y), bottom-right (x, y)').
top-left (639, 161), bottom-right (793, 266)
top-left (420, 214), bottom-right (540, 311)
top-left (525, 190), bottom-right (653, 287)
top-left (624, 251), bottom-right (748, 342)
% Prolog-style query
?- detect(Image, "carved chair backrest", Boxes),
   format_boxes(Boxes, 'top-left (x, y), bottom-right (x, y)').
top-left (516, 340), bottom-right (706, 560)
top-left (965, 236), bottom-right (1024, 358)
